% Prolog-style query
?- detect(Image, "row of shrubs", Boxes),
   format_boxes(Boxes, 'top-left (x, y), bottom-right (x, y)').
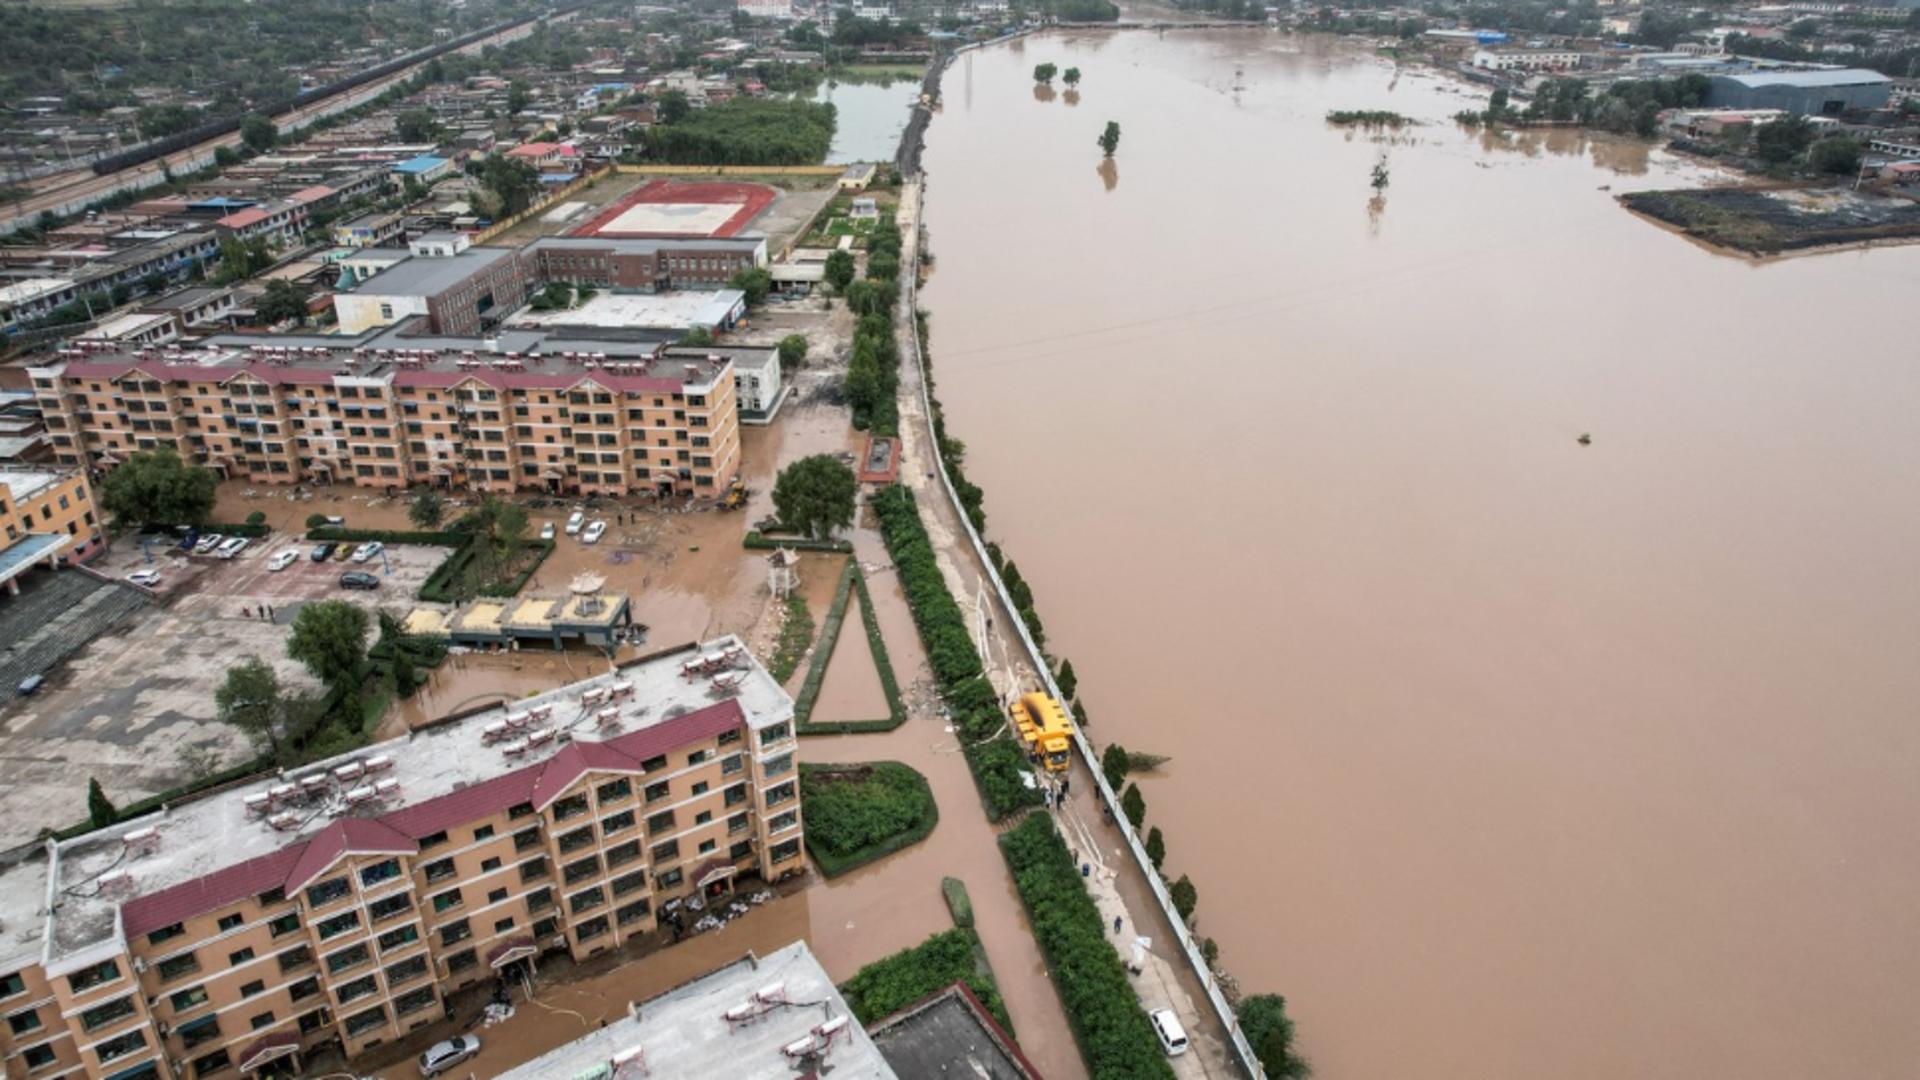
top-left (839, 927), bottom-right (1012, 1033)
top-left (871, 485), bottom-right (1041, 820)
top-left (798, 761), bottom-right (938, 878)
top-left (743, 530), bottom-right (852, 553)
top-left (845, 218), bottom-right (906, 436)
top-left (793, 560), bottom-right (908, 734)
top-left (1000, 813), bottom-right (1177, 1080)
top-left (417, 537), bottom-right (554, 603)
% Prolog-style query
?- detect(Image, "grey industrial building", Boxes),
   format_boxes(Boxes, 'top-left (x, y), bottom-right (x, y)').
top-left (1706, 69), bottom-right (1892, 115)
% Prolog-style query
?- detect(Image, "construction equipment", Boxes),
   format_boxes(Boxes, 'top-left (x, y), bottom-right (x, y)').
top-left (718, 479), bottom-right (748, 511)
top-left (1010, 691), bottom-right (1073, 773)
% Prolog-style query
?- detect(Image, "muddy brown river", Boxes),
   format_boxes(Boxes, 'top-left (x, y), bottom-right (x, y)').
top-left (920, 29), bottom-right (1920, 1080)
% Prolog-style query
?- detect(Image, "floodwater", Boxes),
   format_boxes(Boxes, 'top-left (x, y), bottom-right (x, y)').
top-left (814, 75), bottom-right (923, 163)
top-left (921, 29), bottom-right (1920, 1080)
top-left (810, 586), bottom-right (892, 721)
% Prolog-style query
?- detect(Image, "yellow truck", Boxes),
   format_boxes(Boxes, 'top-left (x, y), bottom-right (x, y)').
top-left (1010, 691), bottom-right (1073, 773)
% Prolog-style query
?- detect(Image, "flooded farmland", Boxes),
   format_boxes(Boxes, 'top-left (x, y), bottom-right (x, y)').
top-left (919, 29), bottom-right (1920, 1080)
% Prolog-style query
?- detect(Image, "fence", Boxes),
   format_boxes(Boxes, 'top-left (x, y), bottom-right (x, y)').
top-left (610, 164), bottom-right (844, 177)
top-left (469, 168), bottom-right (607, 244)
top-left (899, 149), bottom-right (1265, 1080)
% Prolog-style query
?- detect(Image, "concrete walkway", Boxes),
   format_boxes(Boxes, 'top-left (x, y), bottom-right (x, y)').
top-left (891, 180), bottom-right (1244, 1079)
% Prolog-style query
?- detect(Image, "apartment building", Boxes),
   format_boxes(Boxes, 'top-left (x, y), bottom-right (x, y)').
top-left (525, 236), bottom-right (767, 293)
top-left (28, 342), bottom-right (741, 498)
top-left (0, 638), bottom-right (804, 1080)
top-left (0, 465), bottom-right (103, 582)
top-left (333, 234), bottom-right (533, 337)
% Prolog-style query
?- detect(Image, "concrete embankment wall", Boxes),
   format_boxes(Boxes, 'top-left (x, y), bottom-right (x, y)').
top-left (896, 29), bottom-right (1266, 1079)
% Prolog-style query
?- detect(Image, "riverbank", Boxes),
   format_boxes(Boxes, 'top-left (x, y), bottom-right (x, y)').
top-left (1619, 184), bottom-right (1920, 255)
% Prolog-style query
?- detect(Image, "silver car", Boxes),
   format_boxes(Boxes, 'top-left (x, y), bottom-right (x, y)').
top-left (419, 1034), bottom-right (480, 1077)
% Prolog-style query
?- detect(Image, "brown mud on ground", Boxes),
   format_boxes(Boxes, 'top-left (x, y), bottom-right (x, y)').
top-left (809, 585), bottom-right (890, 721)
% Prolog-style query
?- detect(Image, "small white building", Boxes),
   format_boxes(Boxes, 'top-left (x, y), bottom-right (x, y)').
top-left (663, 344), bottom-right (786, 423)
top-left (77, 311), bottom-right (179, 348)
top-left (1472, 47), bottom-right (1582, 72)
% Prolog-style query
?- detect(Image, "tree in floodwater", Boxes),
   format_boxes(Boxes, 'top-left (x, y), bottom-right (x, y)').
top-left (1063, 66), bottom-right (1081, 87)
top-left (1098, 120), bottom-right (1121, 157)
top-left (1034, 62), bottom-right (1058, 84)
top-left (1370, 153), bottom-right (1390, 192)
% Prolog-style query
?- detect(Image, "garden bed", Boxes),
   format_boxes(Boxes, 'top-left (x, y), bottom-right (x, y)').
top-left (799, 761), bottom-right (937, 878)
top-left (793, 560), bottom-right (907, 735)
top-left (839, 928), bottom-right (1012, 1034)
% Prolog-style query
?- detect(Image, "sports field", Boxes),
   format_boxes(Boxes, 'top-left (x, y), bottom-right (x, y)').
top-left (569, 179), bottom-right (776, 239)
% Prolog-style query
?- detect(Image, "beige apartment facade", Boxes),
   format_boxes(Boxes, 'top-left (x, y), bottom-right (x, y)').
top-left (0, 639), bottom-right (801, 1080)
top-left (28, 351), bottom-right (740, 500)
top-left (0, 465), bottom-right (103, 577)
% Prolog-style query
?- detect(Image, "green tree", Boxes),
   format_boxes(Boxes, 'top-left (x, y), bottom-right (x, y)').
top-left (478, 153), bottom-right (542, 217)
top-left (99, 448), bottom-right (217, 528)
top-left (1808, 135), bottom-right (1862, 175)
top-left (216, 656), bottom-right (287, 762)
top-left (1755, 114), bottom-right (1815, 165)
top-left (462, 497), bottom-right (530, 581)
top-left (408, 489), bottom-right (446, 529)
top-left (1056, 658), bottom-right (1078, 700)
top-left (1034, 62), bottom-right (1058, 84)
top-left (824, 248), bottom-right (857, 291)
top-left (287, 600), bottom-right (370, 691)
top-left (658, 89), bottom-right (691, 124)
top-left (771, 454), bottom-right (857, 540)
top-left (507, 80), bottom-right (532, 114)
top-left (1238, 995), bottom-right (1313, 1079)
top-left (681, 326), bottom-right (714, 348)
top-left (87, 777), bottom-right (118, 829)
top-left (1487, 87), bottom-right (1511, 122)
top-left (239, 113), bottom-right (277, 153)
top-left (1121, 781), bottom-right (1146, 828)
top-left (139, 270), bottom-right (168, 296)
top-left (255, 279), bottom-right (308, 325)
top-left (1098, 120), bottom-right (1121, 157)
top-left (306, 512), bottom-right (330, 529)
top-left (1145, 825), bottom-right (1165, 868)
top-left (1063, 67), bottom-right (1081, 87)
top-left (1169, 873), bottom-right (1197, 921)
top-left (729, 266), bottom-right (773, 306)
top-left (777, 333), bottom-right (808, 368)
top-left (394, 109), bottom-right (443, 143)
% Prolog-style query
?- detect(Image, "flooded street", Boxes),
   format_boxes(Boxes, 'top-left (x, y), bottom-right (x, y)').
top-left (815, 76), bottom-right (924, 163)
top-left (921, 29), bottom-right (1920, 1080)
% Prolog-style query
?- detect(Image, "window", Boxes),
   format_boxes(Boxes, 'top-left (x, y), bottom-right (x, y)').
top-left (394, 985), bottom-right (439, 1017)
top-left (656, 868), bottom-right (683, 890)
top-left (278, 946), bottom-right (314, 974)
top-left (691, 781), bottom-right (710, 797)
top-left (336, 975), bottom-right (378, 1004)
top-left (299, 1008), bottom-right (329, 1034)
top-left (192, 1048), bottom-right (232, 1077)
top-left (718, 728), bottom-right (741, 747)
top-left (616, 898), bottom-right (652, 926)
top-left (377, 925), bottom-right (420, 953)
top-left (722, 754), bottom-right (744, 776)
top-left (763, 752), bottom-right (793, 778)
top-left (472, 824), bottom-right (496, 842)
top-left (178, 1013), bottom-right (220, 1049)
top-left (520, 858), bottom-right (550, 883)
top-left (772, 838), bottom-right (802, 864)
top-left (66, 958), bottom-right (120, 993)
top-left (646, 809), bottom-right (675, 833)
top-left (431, 888), bottom-right (464, 914)
top-left (7, 1007), bottom-right (41, 1035)
top-left (551, 793), bottom-right (590, 821)
top-left (326, 943), bottom-right (371, 975)
top-left (575, 915), bottom-right (611, 941)
top-left (513, 826), bottom-right (542, 852)
top-left (641, 754), bottom-right (667, 773)
top-left (605, 837), bottom-right (643, 867)
top-left (611, 869), bottom-right (649, 898)
top-left (760, 722), bottom-right (791, 746)
top-left (564, 855), bottom-right (602, 884)
top-left (446, 949), bottom-right (478, 975)
top-left (239, 979), bottom-right (266, 998)
top-left (597, 778), bottom-right (631, 804)
top-left (765, 781), bottom-right (796, 807)
top-left (360, 858), bottom-right (402, 888)
top-left (216, 912), bottom-right (244, 932)
top-left (0, 971), bottom-right (22, 998)
top-left (268, 911), bottom-right (302, 938)
top-left (95, 1028), bottom-right (147, 1063)
top-left (22, 1044), bottom-right (56, 1069)
top-left (695, 809), bottom-right (712, 825)
top-left (487, 886), bottom-right (509, 904)
top-left (249, 1010), bottom-right (276, 1031)
top-left (147, 922), bottom-right (186, 946)
top-left (386, 955), bottom-right (429, 988)
top-left (725, 783), bottom-right (748, 807)
top-left (558, 826), bottom-right (595, 854)
top-left (494, 916), bottom-right (516, 934)
top-left (422, 857), bottom-right (456, 884)
top-left (228, 946), bottom-right (256, 966)
top-left (345, 1005), bottom-right (388, 1037)
top-left (602, 809), bottom-right (635, 835)
top-left (157, 952), bottom-right (201, 981)
top-left (769, 810), bottom-right (799, 833)
top-left (651, 839), bottom-right (680, 864)
top-left (509, 801), bottom-right (536, 819)
top-left (306, 877), bottom-right (351, 907)
top-left (569, 886), bottom-right (606, 914)
top-left (316, 910), bottom-right (361, 940)
top-left (289, 977), bottom-right (320, 1002)
top-left (369, 893), bottom-right (411, 923)
top-left (730, 839), bottom-right (753, 860)
top-left (698, 838), bottom-right (717, 855)
top-left (527, 886), bottom-right (555, 912)
top-left (644, 780), bottom-right (671, 804)
top-left (480, 856), bottom-right (502, 873)
top-left (440, 919), bottom-right (472, 948)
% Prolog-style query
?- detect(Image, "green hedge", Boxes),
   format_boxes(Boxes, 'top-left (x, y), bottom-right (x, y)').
top-left (942, 876), bottom-right (974, 929)
top-left (414, 538), bottom-right (554, 603)
top-left (744, 530), bottom-right (853, 553)
top-left (840, 929), bottom-right (1011, 1032)
top-left (871, 485), bottom-right (1039, 819)
top-left (853, 566), bottom-right (908, 727)
top-left (799, 761), bottom-right (937, 878)
top-left (1000, 814), bottom-right (1176, 1080)
top-left (201, 521), bottom-right (273, 538)
top-left (306, 527), bottom-right (462, 545)
top-left (794, 561), bottom-right (907, 735)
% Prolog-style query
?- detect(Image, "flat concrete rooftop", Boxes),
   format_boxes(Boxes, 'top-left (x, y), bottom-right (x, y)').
top-left (9, 634), bottom-right (791, 969)
top-left (496, 940), bottom-right (896, 1080)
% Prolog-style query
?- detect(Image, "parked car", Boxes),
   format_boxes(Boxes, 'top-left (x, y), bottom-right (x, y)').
top-left (192, 533), bottom-right (224, 555)
top-left (418, 1035), bottom-right (480, 1077)
top-left (350, 541), bottom-right (384, 563)
top-left (267, 550), bottom-right (299, 572)
top-left (311, 541), bottom-right (339, 562)
top-left (323, 515), bottom-right (346, 527)
top-left (215, 537), bottom-right (250, 560)
top-left (564, 509), bottom-right (586, 535)
top-left (339, 571), bottom-right (380, 591)
top-left (1149, 1009), bottom-right (1189, 1057)
top-left (539, 522), bottom-right (556, 541)
top-left (581, 519), bottom-right (606, 544)
top-left (333, 542), bottom-right (355, 562)
top-left (16, 675), bottom-right (44, 697)
top-left (126, 569), bottom-right (163, 587)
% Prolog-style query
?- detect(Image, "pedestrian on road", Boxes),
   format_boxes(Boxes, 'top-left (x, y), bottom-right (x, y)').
top-left (241, 606), bottom-right (251, 619)
top-left (1060, 776), bottom-right (1070, 799)
top-left (1114, 915), bottom-right (1123, 935)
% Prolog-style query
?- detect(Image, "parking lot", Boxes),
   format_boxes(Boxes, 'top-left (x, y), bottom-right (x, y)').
top-left (0, 535), bottom-right (451, 846)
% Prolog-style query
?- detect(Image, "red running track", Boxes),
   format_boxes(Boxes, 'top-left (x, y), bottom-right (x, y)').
top-left (570, 179), bottom-right (776, 239)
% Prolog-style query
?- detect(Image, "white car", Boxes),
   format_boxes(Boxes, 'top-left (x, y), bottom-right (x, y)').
top-left (126, 569), bottom-right (163, 588)
top-left (581, 519), bottom-right (607, 544)
top-left (418, 1034), bottom-right (481, 1077)
top-left (539, 522), bottom-right (556, 541)
top-left (1150, 1009), bottom-right (1189, 1057)
top-left (350, 541), bottom-right (384, 563)
top-left (215, 537), bottom-right (250, 560)
top-left (267, 550), bottom-right (299, 572)
top-left (192, 533), bottom-right (224, 555)
top-left (564, 509), bottom-right (586, 535)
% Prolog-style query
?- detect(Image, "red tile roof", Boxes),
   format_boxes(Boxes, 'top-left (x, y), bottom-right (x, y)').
top-left (121, 845), bottom-right (305, 938)
top-left (216, 208), bottom-right (274, 230)
top-left (281, 818), bottom-right (420, 894)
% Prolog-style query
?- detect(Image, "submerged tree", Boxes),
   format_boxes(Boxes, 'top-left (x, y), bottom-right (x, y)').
top-left (1098, 121), bottom-right (1121, 157)
top-left (1063, 67), bottom-right (1082, 88)
top-left (1370, 154), bottom-right (1391, 192)
top-left (1034, 62), bottom-right (1058, 84)
top-left (772, 455), bottom-right (858, 540)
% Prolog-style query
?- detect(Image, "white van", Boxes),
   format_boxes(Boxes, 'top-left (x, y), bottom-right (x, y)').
top-left (1150, 1008), bottom-right (1189, 1057)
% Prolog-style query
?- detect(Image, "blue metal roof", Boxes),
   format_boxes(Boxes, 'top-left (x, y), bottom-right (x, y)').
top-left (393, 155), bottom-right (449, 174)
top-left (0, 533), bottom-right (68, 584)
top-left (187, 196), bottom-right (255, 210)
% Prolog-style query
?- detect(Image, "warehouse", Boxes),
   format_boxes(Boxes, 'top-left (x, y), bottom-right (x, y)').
top-left (1706, 69), bottom-right (1891, 115)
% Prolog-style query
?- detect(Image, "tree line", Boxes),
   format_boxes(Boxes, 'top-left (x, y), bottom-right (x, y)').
top-left (629, 98), bottom-right (838, 166)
